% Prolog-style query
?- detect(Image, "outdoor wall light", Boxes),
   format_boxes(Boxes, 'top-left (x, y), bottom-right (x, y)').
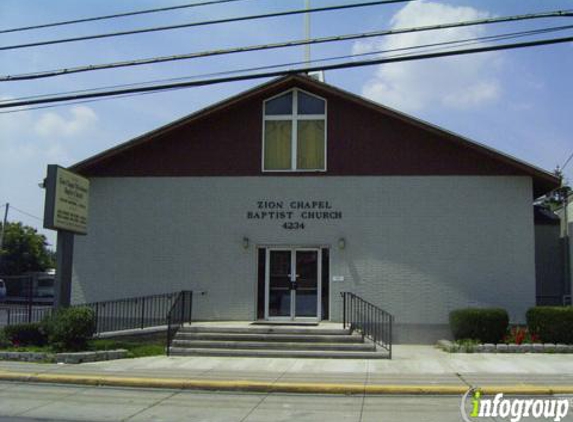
top-left (242, 237), bottom-right (250, 249)
top-left (338, 238), bottom-right (346, 250)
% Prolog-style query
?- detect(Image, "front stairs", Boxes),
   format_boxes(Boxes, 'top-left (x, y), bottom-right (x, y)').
top-left (168, 323), bottom-right (390, 359)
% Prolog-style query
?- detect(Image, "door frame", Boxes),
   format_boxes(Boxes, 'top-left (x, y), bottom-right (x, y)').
top-left (264, 247), bottom-right (322, 322)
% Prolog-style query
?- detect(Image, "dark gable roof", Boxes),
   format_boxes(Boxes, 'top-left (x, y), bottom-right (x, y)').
top-left (71, 74), bottom-right (559, 197)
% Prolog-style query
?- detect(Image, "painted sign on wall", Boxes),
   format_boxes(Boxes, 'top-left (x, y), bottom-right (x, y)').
top-left (43, 165), bottom-right (90, 235)
top-left (246, 200), bottom-right (342, 229)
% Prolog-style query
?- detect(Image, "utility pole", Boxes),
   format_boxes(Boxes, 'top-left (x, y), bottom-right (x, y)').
top-left (0, 203), bottom-right (8, 269)
top-left (565, 190), bottom-right (572, 305)
top-left (304, 0), bottom-right (311, 68)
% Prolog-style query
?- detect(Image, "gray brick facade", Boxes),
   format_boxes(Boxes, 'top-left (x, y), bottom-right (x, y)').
top-left (72, 175), bottom-right (535, 343)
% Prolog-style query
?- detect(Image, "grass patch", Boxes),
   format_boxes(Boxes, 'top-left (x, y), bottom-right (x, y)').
top-left (0, 338), bottom-right (165, 358)
top-left (89, 338), bottom-right (165, 358)
top-left (0, 345), bottom-right (52, 353)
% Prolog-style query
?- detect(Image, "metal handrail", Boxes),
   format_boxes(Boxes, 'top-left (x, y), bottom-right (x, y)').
top-left (0, 291), bottom-right (187, 335)
top-left (340, 291), bottom-right (394, 359)
top-left (166, 290), bottom-right (193, 356)
top-left (76, 291), bottom-right (182, 334)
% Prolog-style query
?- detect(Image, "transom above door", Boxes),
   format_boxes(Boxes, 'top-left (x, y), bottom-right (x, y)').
top-left (264, 248), bottom-right (322, 321)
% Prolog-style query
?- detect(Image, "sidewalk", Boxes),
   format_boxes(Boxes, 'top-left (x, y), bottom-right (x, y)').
top-left (0, 345), bottom-right (571, 395)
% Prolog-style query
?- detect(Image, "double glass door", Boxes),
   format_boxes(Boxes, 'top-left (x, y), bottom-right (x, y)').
top-left (265, 248), bottom-right (321, 320)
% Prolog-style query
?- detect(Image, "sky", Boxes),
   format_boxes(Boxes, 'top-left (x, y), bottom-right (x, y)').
top-left (0, 0), bottom-right (572, 248)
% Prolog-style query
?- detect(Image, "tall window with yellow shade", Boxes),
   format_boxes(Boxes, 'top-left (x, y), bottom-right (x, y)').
top-left (263, 89), bottom-right (326, 171)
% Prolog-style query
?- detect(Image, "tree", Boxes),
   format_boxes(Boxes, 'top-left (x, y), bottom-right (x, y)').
top-left (0, 222), bottom-right (55, 275)
top-left (535, 167), bottom-right (571, 211)
top-left (538, 185), bottom-right (572, 211)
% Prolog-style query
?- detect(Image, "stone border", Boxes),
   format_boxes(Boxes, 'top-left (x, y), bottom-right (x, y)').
top-left (0, 349), bottom-right (128, 364)
top-left (437, 340), bottom-right (573, 353)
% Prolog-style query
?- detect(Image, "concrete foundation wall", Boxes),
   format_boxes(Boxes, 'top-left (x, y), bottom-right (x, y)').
top-left (72, 176), bottom-right (535, 343)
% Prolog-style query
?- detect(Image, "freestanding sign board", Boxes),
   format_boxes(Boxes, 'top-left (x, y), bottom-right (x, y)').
top-left (43, 165), bottom-right (90, 308)
top-left (43, 165), bottom-right (89, 235)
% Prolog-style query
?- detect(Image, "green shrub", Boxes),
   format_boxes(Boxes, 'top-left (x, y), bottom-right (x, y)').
top-left (449, 308), bottom-right (509, 344)
top-left (42, 307), bottom-right (96, 351)
top-left (3, 323), bottom-right (47, 347)
top-left (526, 307), bottom-right (573, 344)
top-left (0, 329), bottom-right (10, 348)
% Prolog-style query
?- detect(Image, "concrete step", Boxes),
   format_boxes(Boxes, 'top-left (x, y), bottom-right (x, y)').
top-left (168, 347), bottom-right (389, 359)
top-left (174, 332), bottom-right (363, 343)
top-left (171, 339), bottom-right (375, 352)
top-left (179, 326), bottom-right (351, 336)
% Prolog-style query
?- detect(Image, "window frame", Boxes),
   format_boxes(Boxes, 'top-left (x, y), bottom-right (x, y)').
top-left (261, 88), bottom-right (327, 172)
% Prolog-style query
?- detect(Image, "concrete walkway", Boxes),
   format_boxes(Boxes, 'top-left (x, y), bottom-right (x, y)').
top-left (0, 346), bottom-right (571, 394)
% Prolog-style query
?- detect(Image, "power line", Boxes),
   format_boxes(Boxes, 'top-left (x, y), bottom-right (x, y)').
top-left (9, 206), bottom-right (43, 222)
top-left (0, 89), bottom-right (184, 114)
top-left (1, 34), bottom-right (572, 110)
top-left (2, 9), bottom-right (571, 81)
top-left (562, 151), bottom-right (573, 172)
top-left (2, 23), bottom-right (571, 109)
top-left (0, 0), bottom-right (418, 51)
top-left (0, 0), bottom-right (251, 34)
top-left (3, 35), bottom-right (573, 109)
top-left (4, 25), bottom-right (568, 105)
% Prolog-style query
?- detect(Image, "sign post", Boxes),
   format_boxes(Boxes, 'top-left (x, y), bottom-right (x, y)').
top-left (43, 165), bottom-right (89, 308)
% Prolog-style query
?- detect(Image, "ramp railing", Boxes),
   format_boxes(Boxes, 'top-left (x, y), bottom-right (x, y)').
top-left (340, 291), bottom-right (393, 358)
top-left (166, 290), bottom-right (193, 356)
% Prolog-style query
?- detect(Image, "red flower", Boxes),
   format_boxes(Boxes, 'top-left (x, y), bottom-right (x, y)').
top-left (512, 327), bottom-right (526, 345)
top-left (504, 326), bottom-right (537, 345)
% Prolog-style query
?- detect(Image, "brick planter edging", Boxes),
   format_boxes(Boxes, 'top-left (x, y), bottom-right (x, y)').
top-left (437, 340), bottom-right (573, 353)
top-left (0, 349), bottom-right (128, 364)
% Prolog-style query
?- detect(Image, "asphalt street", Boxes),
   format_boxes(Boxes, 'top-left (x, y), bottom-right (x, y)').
top-left (0, 382), bottom-right (571, 422)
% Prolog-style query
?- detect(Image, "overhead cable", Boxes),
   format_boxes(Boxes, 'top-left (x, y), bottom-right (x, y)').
top-left (0, 0), bottom-right (252, 34)
top-left (9, 206), bottom-right (43, 222)
top-left (2, 10), bottom-right (571, 81)
top-left (2, 23), bottom-right (571, 105)
top-left (1, 34), bottom-right (572, 110)
top-left (0, 0), bottom-right (419, 51)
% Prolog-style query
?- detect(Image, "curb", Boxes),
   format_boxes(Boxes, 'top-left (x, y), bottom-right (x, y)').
top-left (0, 371), bottom-right (572, 395)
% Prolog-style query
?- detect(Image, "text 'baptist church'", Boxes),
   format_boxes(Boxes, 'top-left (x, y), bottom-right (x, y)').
top-left (246, 200), bottom-right (342, 220)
